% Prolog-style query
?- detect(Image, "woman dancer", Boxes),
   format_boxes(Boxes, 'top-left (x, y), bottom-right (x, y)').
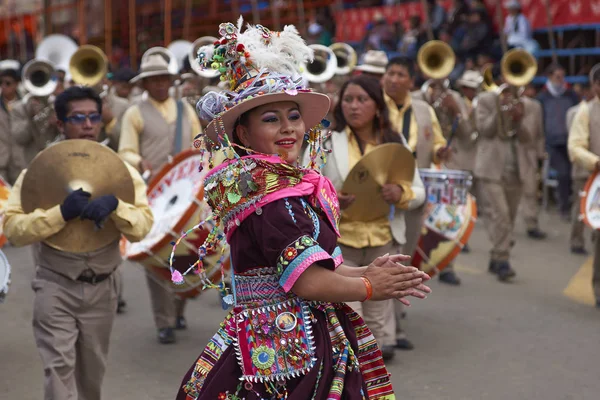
top-left (314, 75), bottom-right (425, 360)
top-left (174, 19), bottom-right (431, 400)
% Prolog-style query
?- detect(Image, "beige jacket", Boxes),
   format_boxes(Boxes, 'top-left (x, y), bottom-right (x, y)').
top-left (568, 97), bottom-right (600, 175)
top-left (473, 91), bottom-right (537, 182)
top-left (566, 102), bottom-right (590, 179)
top-left (412, 89), bottom-right (476, 171)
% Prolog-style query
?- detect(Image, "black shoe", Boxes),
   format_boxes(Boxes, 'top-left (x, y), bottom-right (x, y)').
top-left (496, 262), bottom-right (516, 282)
top-left (596, 300), bottom-right (600, 309)
top-left (488, 260), bottom-right (500, 274)
top-left (439, 270), bottom-right (461, 286)
top-left (510, 240), bottom-right (515, 248)
top-left (461, 243), bottom-right (471, 253)
top-left (175, 316), bottom-right (187, 330)
top-left (395, 338), bottom-right (414, 350)
top-left (527, 228), bottom-right (547, 240)
top-left (571, 246), bottom-right (588, 255)
top-left (158, 328), bottom-right (176, 344)
top-left (381, 345), bottom-right (395, 361)
top-left (116, 298), bottom-right (127, 314)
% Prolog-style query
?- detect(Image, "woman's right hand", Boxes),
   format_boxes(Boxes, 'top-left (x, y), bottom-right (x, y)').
top-left (338, 193), bottom-right (356, 210)
top-left (363, 255), bottom-right (431, 303)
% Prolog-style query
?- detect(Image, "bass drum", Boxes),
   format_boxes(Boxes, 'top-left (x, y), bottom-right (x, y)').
top-left (580, 170), bottom-right (600, 230)
top-left (0, 175), bottom-right (11, 248)
top-left (120, 150), bottom-right (230, 298)
top-left (412, 194), bottom-right (477, 277)
top-left (0, 250), bottom-right (10, 303)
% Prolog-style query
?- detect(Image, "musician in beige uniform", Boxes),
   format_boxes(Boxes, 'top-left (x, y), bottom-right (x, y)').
top-left (3, 86), bottom-right (153, 400)
top-left (568, 65), bottom-right (600, 308)
top-left (119, 54), bottom-right (202, 344)
top-left (519, 95), bottom-right (547, 239)
top-left (569, 83), bottom-right (595, 255)
top-left (411, 70), bottom-right (475, 286)
top-left (0, 66), bottom-right (24, 183)
top-left (381, 56), bottom-right (448, 349)
top-left (475, 77), bottom-right (538, 281)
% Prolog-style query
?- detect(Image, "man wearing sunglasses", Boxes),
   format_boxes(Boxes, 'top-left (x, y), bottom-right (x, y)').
top-left (2, 86), bottom-right (153, 400)
top-left (0, 65), bottom-right (25, 184)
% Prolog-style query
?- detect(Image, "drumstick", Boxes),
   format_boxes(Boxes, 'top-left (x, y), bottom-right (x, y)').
top-left (445, 116), bottom-right (460, 147)
top-left (142, 169), bottom-right (151, 182)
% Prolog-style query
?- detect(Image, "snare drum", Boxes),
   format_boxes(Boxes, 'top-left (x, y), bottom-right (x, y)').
top-left (121, 150), bottom-right (230, 298)
top-left (0, 250), bottom-right (11, 303)
top-left (0, 176), bottom-right (11, 248)
top-left (412, 194), bottom-right (477, 277)
top-left (419, 169), bottom-right (472, 205)
top-left (580, 170), bottom-right (600, 230)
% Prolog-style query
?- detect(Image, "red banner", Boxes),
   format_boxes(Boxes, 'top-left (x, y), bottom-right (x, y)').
top-left (335, 0), bottom-right (600, 43)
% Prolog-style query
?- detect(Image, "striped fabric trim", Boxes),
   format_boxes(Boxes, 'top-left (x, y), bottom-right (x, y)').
top-left (332, 246), bottom-right (344, 269)
top-left (278, 236), bottom-right (334, 292)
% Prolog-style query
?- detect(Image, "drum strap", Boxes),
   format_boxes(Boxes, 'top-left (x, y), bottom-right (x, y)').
top-left (174, 100), bottom-right (184, 155)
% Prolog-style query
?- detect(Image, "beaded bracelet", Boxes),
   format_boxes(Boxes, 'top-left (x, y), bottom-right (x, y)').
top-left (360, 276), bottom-right (373, 302)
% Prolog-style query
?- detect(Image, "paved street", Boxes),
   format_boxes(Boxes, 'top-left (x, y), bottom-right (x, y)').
top-left (1, 209), bottom-right (599, 400)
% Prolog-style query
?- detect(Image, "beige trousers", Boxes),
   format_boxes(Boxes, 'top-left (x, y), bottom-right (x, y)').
top-left (521, 173), bottom-right (541, 231)
top-left (340, 241), bottom-right (397, 348)
top-left (479, 173), bottom-right (523, 262)
top-left (32, 267), bottom-right (118, 400)
top-left (570, 178), bottom-right (588, 249)
top-left (145, 271), bottom-right (187, 329)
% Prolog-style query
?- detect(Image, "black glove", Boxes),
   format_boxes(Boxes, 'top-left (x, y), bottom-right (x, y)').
top-left (60, 189), bottom-right (91, 221)
top-left (80, 195), bottom-right (119, 229)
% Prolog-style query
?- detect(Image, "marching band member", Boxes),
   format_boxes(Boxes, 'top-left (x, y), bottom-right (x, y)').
top-left (568, 83), bottom-right (595, 255)
top-left (111, 67), bottom-right (137, 101)
top-left (176, 20), bottom-right (430, 400)
top-left (0, 64), bottom-right (24, 183)
top-left (568, 65), bottom-right (600, 308)
top-left (412, 67), bottom-right (475, 286)
top-left (474, 67), bottom-right (538, 282)
top-left (99, 76), bottom-right (130, 152)
top-left (118, 54), bottom-right (202, 344)
top-left (318, 75), bottom-right (426, 360)
top-left (354, 49), bottom-right (388, 79)
top-left (3, 86), bottom-right (153, 400)
top-left (520, 91), bottom-right (547, 239)
top-left (381, 56), bottom-right (447, 348)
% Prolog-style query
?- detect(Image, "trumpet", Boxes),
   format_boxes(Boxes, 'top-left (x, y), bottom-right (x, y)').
top-left (417, 41), bottom-right (456, 137)
top-left (495, 49), bottom-right (537, 138)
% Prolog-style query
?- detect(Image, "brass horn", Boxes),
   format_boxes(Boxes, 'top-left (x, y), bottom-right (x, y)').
top-left (35, 34), bottom-right (78, 73)
top-left (329, 43), bottom-right (357, 75)
top-left (167, 40), bottom-right (193, 73)
top-left (142, 47), bottom-right (179, 75)
top-left (21, 59), bottom-right (57, 97)
top-left (304, 44), bottom-right (338, 83)
top-left (500, 48), bottom-right (538, 88)
top-left (417, 40), bottom-right (456, 80)
top-left (481, 64), bottom-right (498, 92)
top-left (189, 36), bottom-right (220, 78)
top-left (69, 45), bottom-right (108, 87)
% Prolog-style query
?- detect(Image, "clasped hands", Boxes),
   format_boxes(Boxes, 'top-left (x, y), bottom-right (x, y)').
top-left (60, 189), bottom-right (119, 228)
top-left (363, 254), bottom-right (431, 306)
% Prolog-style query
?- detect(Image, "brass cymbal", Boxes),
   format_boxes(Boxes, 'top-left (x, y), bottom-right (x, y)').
top-left (21, 139), bottom-right (135, 253)
top-left (341, 143), bottom-right (415, 222)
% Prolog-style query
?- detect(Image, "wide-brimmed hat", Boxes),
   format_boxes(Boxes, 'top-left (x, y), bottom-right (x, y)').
top-left (354, 50), bottom-right (388, 75)
top-left (0, 59), bottom-right (20, 72)
top-left (196, 18), bottom-right (330, 144)
top-left (504, 0), bottom-right (522, 9)
top-left (130, 55), bottom-right (175, 83)
top-left (457, 70), bottom-right (484, 88)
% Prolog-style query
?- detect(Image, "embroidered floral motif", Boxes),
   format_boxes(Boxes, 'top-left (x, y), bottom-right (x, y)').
top-left (283, 247), bottom-right (298, 260)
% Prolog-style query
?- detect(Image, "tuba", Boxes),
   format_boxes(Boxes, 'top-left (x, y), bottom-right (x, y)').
top-left (189, 36), bottom-right (220, 78)
top-left (304, 44), bottom-right (338, 83)
top-left (329, 43), bottom-right (357, 76)
top-left (142, 46), bottom-right (180, 75)
top-left (418, 41), bottom-right (456, 137)
top-left (69, 45), bottom-right (109, 87)
top-left (495, 49), bottom-right (538, 138)
top-left (481, 64), bottom-right (498, 92)
top-left (35, 34), bottom-right (78, 74)
top-left (168, 40), bottom-right (193, 73)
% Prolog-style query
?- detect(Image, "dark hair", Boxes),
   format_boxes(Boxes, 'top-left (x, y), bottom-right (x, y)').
top-left (592, 66), bottom-right (600, 84)
top-left (386, 56), bottom-right (415, 77)
top-left (0, 69), bottom-right (19, 82)
top-left (55, 86), bottom-right (102, 122)
top-left (231, 112), bottom-right (251, 157)
top-left (333, 75), bottom-right (401, 151)
top-left (545, 62), bottom-right (565, 76)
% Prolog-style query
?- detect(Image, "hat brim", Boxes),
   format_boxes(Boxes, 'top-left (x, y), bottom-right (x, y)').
top-left (457, 79), bottom-right (481, 88)
top-left (205, 91), bottom-right (331, 144)
top-left (130, 70), bottom-right (175, 84)
top-left (354, 64), bottom-right (386, 75)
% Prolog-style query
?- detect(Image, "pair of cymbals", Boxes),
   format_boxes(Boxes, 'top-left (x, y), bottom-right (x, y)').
top-left (341, 143), bottom-right (415, 222)
top-left (21, 140), bottom-right (135, 253)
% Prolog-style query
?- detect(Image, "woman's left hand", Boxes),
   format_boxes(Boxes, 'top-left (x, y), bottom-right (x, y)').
top-left (381, 184), bottom-right (403, 205)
